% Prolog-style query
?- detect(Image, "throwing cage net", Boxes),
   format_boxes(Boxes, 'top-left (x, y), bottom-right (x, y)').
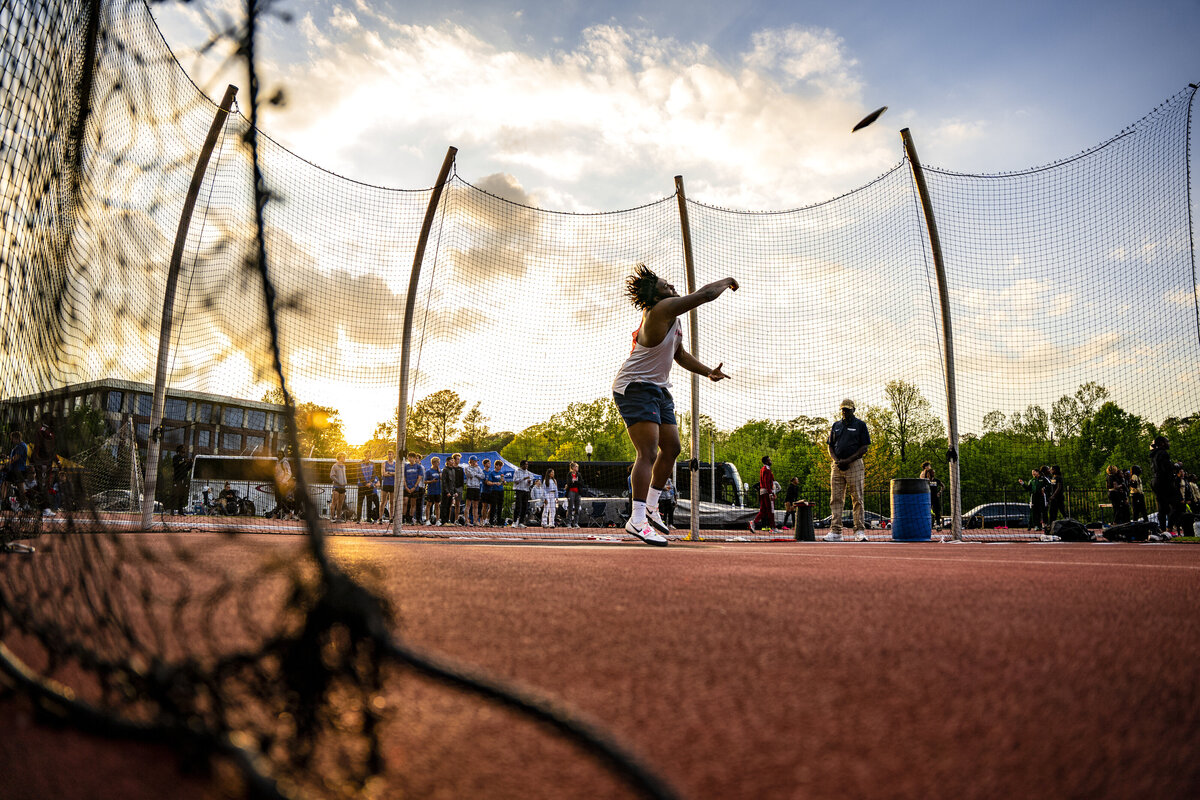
top-left (1, 0), bottom-right (1197, 796)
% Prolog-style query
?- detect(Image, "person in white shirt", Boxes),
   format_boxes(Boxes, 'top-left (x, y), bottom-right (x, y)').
top-left (612, 263), bottom-right (737, 546)
top-left (463, 456), bottom-right (484, 526)
top-left (541, 469), bottom-right (558, 528)
top-left (510, 459), bottom-right (535, 527)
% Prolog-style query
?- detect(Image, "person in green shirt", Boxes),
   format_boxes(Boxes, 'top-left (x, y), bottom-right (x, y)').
top-left (1018, 466), bottom-right (1049, 533)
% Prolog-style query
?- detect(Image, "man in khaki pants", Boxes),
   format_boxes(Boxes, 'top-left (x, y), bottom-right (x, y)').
top-left (824, 398), bottom-right (871, 541)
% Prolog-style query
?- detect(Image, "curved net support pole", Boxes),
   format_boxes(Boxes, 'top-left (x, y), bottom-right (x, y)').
top-left (675, 176), bottom-right (701, 541)
top-left (142, 84), bottom-right (238, 529)
top-left (901, 128), bottom-right (962, 541)
top-left (393, 146), bottom-right (458, 536)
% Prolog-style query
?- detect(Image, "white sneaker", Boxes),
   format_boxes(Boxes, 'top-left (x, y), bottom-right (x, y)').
top-left (854, 530), bottom-right (869, 541)
top-left (822, 531), bottom-right (843, 542)
top-left (645, 507), bottom-right (671, 535)
top-left (625, 518), bottom-right (668, 546)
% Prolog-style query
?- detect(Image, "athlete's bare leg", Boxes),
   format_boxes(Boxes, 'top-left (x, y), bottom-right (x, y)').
top-left (627, 421), bottom-right (660, 501)
top-left (652, 424), bottom-right (681, 489)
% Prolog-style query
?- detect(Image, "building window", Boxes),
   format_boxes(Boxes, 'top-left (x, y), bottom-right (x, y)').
top-left (164, 427), bottom-right (185, 445)
top-left (222, 432), bottom-right (242, 451)
top-left (164, 398), bottom-right (187, 420)
top-left (246, 435), bottom-right (266, 454)
top-left (136, 394), bottom-right (152, 416)
top-left (246, 409), bottom-right (267, 430)
top-left (106, 391), bottom-right (123, 413)
top-left (197, 404), bottom-right (212, 423)
top-left (196, 430), bottom-right (211, 449)
top-left (223, 407), bottom-right (243, 428)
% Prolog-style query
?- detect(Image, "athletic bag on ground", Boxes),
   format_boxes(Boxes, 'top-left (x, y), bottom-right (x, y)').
top-left (1050, 518), bottom-right (1091, 542)
top-left (1103, 520), bottom-right (1161, 542)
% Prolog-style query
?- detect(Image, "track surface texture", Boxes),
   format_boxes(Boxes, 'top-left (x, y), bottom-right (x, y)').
top-left (3, 535), bottom-right (1199, 799)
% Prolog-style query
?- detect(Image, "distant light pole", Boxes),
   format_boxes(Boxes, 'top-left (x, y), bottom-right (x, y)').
top-left (585, 443), bottom-right (593, 462)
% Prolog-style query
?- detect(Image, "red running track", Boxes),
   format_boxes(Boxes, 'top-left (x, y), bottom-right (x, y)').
top-left (3, 536), bottom-right (1199, 799)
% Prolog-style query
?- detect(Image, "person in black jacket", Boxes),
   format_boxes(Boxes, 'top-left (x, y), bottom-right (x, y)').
top-left (1149, 436), bottom-right (1178, 533)
top-left (1046, 465), bottom-right (1066, 527)
top-left (440, 453), bottom-right (461, 525)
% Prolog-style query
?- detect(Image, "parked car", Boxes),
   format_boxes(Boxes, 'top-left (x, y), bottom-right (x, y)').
top-left (815, 510), bottom-right (891, 530)
top-left (89, 489), bottom-right (164, 513)
top-left (962, 502), bottom-right (1029, 529)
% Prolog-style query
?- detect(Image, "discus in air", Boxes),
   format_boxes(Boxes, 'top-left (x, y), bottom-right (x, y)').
top-left (852, 106), bottom-right (888, 132)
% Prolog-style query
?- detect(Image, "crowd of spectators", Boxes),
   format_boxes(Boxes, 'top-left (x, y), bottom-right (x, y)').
top-left (318, 451), bottom-right (597, 528)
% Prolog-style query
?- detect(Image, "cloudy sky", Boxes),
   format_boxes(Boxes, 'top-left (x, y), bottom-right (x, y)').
top-left (152, 0), bottom-right (1200, 211)
top-left (141, 0), bottom-right (1200, 444)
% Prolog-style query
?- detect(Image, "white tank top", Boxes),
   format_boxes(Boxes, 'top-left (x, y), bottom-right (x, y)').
top-left (613, 317), bottom-right (682, 394)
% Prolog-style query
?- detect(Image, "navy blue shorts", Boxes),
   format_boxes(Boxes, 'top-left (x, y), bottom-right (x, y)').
top-left (613, 382), bottom-right (677, 427)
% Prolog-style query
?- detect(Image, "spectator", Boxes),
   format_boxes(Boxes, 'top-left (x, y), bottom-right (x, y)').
top-left (1128, 465), bottom-right (1148, 522)
top-left (782, 477), bottom-right (800, 529)
top-left (2, 429), bottom-right (30, 513)
top-left (402, 452), bottom-right (423, 524)
top-left (273, 451), bottom-right (296, 519)
top-left (920, 462), bottom-right (943, 529)
top-left (531, 477), bottom-right (545, 524)
top-left (752, 456), bottom-right (777, 532)
top-left (424, 456), bottom-right (441, 526)
top-left (440, 453), bottom-right (461, 525)
top-left (1105, 465), bottom-right (1130, 524)
top-left (542, 468), bottom-right (558, 528)
top-left (1187, 472), bottom-right (1200, 515)
top-left (565, 461), bottom-right (584, 528)
top-left (478, 458), bottom-right (494, 525)
top-left (453, 453), bottom-right (466, 523)
top-left (1046, 465), bottom-right (1066, 528)
top-left (1149, 436), bottom-right (1178, 533)
top-left (356, 454), bottom-right (378, 523)
top-left (824, 399), bottom-right (870, 542)
top-left (218, 482), bottom-right (239, 515)
top-left (32, 413), bottom-right (56, 514)
top-left (1018, 467), bottom-right (1049, 533)
top-left (511, 459), bottom-right (534, 528)
top-left (380, 451), bottom-right (397, 522)
top-left (330, 453), bottom-right (348, 522)
top-left (171, 444), bottom-right (192, 516)
top-left (485, 458), bottom-right (506, 525)
top-left (658, 478), bottom-right (677, 529)
top-left (464, 455), bottom-right (483, 525)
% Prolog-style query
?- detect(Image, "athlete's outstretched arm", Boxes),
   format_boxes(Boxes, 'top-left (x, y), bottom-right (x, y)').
top-left (652, 277), bottom-right (738, 320)
top-left (674, 348), bottom-right (729, 381)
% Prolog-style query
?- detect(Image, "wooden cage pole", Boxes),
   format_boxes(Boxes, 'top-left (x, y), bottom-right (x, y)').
top-left (393, 146), bottom-right (458, 535)
top-left (142, 85), bottom-right (238, 529)
top-left (901, 128), bottom-right (962, 541)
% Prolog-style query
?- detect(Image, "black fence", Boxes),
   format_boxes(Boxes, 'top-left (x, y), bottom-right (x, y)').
top-left (790, 487), bottom-right (1161, 526)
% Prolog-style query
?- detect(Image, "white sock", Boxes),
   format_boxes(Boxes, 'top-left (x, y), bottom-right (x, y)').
top-left (632, 500), bottom-right (647, 524)
top-left (646, 487), bottom-right (662, 510)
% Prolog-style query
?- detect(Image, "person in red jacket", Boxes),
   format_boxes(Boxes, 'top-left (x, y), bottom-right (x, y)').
top-left (752, 455), bottom-right (777, 532)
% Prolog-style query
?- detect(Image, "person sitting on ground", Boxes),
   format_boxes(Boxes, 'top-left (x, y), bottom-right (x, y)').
top-left (218, 482), bottom-right (239, 515)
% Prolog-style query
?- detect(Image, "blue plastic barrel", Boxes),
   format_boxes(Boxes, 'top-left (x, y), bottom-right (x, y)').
top-left (890, 479), bottom-right (931, 541)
